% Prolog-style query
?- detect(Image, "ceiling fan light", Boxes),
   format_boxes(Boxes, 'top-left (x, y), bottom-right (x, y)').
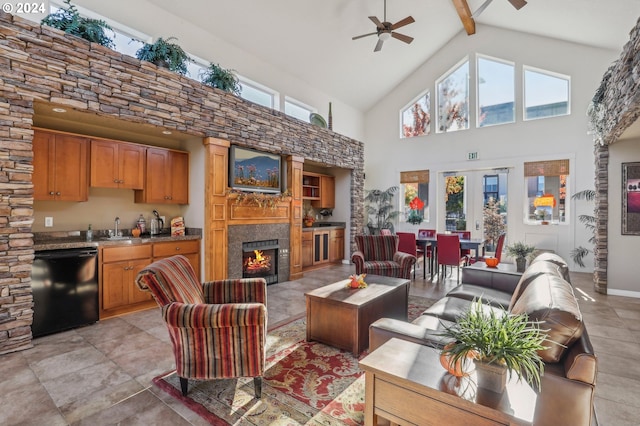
top-left (378, 31), bottom-right (391, 41)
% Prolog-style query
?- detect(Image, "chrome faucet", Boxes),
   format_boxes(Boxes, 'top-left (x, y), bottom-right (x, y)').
top-left (114, 216), bottom-right (120, 237)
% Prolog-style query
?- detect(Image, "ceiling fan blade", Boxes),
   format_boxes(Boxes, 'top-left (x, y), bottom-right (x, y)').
top-left (369, 16), bottom-right (382, 28)
top-left (374, 38), bottom-right (384, 52)
top-left (391, 32), bottom-right (414, 44)
top-left (472, 0), bottom-right (493, 18)
top-left (391, 16), bottom-right (415, 30)
top-left (352, 32), bottom-right (378, 41)
top-left (508, 0), bottom-right (527, 10)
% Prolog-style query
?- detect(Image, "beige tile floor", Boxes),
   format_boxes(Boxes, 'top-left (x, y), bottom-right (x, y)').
top-left (0, 263), bottom-right (638, 425)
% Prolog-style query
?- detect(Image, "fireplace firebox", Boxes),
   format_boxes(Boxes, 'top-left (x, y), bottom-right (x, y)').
top-left (242, 239), bottom-right (279, 285)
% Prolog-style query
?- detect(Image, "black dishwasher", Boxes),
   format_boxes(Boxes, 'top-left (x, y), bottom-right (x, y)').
top-left (32, 248), bottom-right (99, 337)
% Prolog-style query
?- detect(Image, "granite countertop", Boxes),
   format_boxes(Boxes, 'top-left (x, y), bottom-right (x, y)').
top-left (34, 229), bottom-right (202, 251)
top-left (302, 222), bottom-right (346, 231)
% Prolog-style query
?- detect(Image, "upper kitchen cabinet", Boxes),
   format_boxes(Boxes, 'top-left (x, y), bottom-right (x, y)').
top-left (33, 129), bottom-right (89, 202)
top-left (135, 147), bottom-right (189, 204)
top-left (90, 139), bottom-right (145, 189)
top-left (303, 172), bottom-right (335, 209)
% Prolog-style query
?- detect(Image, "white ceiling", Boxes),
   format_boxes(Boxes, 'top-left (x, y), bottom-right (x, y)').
top-left (134, 1), bottom-right (640, 111)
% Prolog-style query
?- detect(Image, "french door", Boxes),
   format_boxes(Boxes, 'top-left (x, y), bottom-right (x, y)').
top-left (441, 169), bottom-right (509, 253)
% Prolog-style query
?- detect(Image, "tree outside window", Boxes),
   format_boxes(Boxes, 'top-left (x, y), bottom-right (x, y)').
top-left (401, 91), bottom-right (431, 138)
top-left (437, 59), bottom-right (469, 133)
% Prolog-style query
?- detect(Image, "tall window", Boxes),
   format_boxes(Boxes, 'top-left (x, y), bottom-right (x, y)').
top-left (284, 97), bottom-right (314, 122)
top-left (400, 91), bottom-right (431, 138)
top-left (524, 67), bottom-right (570, 120)
top-left (477, 56), bottom-right (515, 127)
top-left (445, 174), bottom-right (466, 231)
top-left (401, 170), bottom-right (429, 225)
top-left (437, 58), bottom-right (469, 133)
top-left (524, 160), bottom-right (569, 223)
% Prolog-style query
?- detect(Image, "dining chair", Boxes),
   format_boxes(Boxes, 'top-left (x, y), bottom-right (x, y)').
top-left (453, 230), bottom-right (472, 257)
top-left (396, 232), bottom-right (423, 279)
top-left (473, 232), bottom-right (506, 264)
top-left (436, 233), bottom-right (469, 283)
top-left (417, 228), bottom-right (436, 273)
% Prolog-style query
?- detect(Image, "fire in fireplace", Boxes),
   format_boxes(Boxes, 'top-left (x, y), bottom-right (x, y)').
top-left (242, 239), bottom-right (279, 285)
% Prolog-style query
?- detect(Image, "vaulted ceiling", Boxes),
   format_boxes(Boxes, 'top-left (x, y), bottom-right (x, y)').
top-left (115, 0), bottom-right (640, 112)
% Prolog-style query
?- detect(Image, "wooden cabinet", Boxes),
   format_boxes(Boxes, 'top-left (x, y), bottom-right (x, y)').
top-left (33, 129), bottom-right (89, 201)
top-left (153, 239), bottom-right (200, 280)
top-left (100, 245), bottom-right (153, 317)
top-left (135, 147), bottom-right (189, 204)
top-left (330, 228), bottom-right (344, 262)
top-left (312, 175), bottom-right (335, 209)
top-left (303, 172), bottom-right (335, 208)
top-left (302, 231), bottom-right (313, 268)
top-left (90, 139), bottom-right (145, 189)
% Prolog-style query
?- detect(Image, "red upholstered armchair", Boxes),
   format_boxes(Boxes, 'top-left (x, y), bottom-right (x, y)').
top-left (135, 255), bottom-right (267, 398)
top-left (351, 235), bottom-right (416, 279)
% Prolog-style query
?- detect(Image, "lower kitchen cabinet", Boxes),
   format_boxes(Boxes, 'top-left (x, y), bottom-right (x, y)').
top-left (100, 245), bottom-right (153, 318)
top-left (330, 229), bottom-right (344, 262)
top-left (302, 231), bottom-right (313, 268)
top-left (313, 230), bottom-right (330, 265)
top-left (303, 228), bottom-right (344, 270)
top-left (152, 239), bottom-right (200, 279)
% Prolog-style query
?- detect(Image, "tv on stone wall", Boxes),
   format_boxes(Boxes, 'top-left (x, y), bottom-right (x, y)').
top-left (229, 145), bottom-right (282, 194)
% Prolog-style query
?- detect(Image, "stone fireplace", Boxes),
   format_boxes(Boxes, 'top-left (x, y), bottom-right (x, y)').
top-left (228, 224), bottom-right (290, 283)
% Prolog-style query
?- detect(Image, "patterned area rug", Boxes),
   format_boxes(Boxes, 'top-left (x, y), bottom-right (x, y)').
top-left (152, 295), bottom-right (437, 425)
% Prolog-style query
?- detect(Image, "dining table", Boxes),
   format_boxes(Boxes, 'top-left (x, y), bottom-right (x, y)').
top-left (416, 235), bottom-right (484, 280)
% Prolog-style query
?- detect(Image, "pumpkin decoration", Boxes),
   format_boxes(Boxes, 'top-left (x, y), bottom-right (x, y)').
top-left (485, 257), bottom-right (499, 267)
top-left (346, 273), bottom-right (367, 289)
top-left (440, 343), bottom-right (476, 377)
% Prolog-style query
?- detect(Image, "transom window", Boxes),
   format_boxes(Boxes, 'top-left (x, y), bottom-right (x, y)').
top-left (437, 57), bottom-right (470, 133)
top-left (284, 97), bottom-right (314, 123)
top-left (239, 77), bottom-right (279, 109)
top-left (477, 55), bottom-right (515, 127)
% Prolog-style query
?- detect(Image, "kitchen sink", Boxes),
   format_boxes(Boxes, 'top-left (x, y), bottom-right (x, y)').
top-left (316, 223), bottom-right (334, 227)
top-left (101, 236), bottom-right (132, 241)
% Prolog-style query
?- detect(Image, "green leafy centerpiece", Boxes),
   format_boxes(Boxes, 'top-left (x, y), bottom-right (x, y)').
top-left (505, 241), bottom-right (536, 272)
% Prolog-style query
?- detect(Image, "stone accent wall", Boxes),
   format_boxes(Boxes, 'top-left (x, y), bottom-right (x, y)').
top-left (588, 17), bottom-right (640, 294)
top-left (0, 13), bottom-right (364, 353)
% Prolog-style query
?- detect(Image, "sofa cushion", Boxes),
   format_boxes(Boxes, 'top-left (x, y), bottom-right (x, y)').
top-left (531, 252), bottom-right (571, 283)
top-left (510, 273), bottom-right (583, 363)
top-left (508, 260), bottom-right (566, 311)
top-left (422, 296), bottom-right (505, 324)
top-left (362, 260), bottom-right (403, 277)
top-left (446, 284), bottom-right (513, 309)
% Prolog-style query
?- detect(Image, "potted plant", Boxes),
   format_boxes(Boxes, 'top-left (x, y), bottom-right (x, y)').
top-left (440, 299), bottom-right (547, 393)
top-left (570, 189), bottom-right (596, 267)
top-left (505, 241), bottom-right (536, 272)
top-left (135, 37), bottom-right (190, 75)
top-left (200, 63), bottom-right (242, 95)
top-left (364, 186), bottom-right (400, 234)
top-left (41, 0), bottom-right (114, 48)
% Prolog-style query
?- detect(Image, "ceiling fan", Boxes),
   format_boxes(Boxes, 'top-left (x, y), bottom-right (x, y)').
top-left (452, 0), bottom-right (527, 35)
top-left (352, 0), bottom-right (415, 52)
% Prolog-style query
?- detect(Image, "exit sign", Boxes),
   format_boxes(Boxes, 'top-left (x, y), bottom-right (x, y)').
top-left (467, 151), bottom-right (479, 160)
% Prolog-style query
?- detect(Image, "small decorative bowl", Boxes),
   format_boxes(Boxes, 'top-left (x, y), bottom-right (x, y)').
top-left (485, 257), bottom-right (499, 267)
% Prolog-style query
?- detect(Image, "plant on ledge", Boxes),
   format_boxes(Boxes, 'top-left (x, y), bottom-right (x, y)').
top-left (505, 241), bottom-right (536, 272)
top-left (41, 0), bottom-right (115, 48)
top-left (228, 189), bottom-right (291, 211)
top-left (135, 37), bottom-right (191, 75)
top-left (439, 299), bottom-right (547, 391)
top-left (200, 63), bottom-right (242, 95)
top-left (406, 196), bottom-right (424, 225)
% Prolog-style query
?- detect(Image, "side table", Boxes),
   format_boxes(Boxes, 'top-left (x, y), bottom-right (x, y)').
top-left (462, 262), bottom-right (523, 294)
top-left (359, 338), bottom-right (536, 426)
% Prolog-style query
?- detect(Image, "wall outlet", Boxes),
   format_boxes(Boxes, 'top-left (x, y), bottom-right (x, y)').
top-left (45, 217), bottom-right (53, 227)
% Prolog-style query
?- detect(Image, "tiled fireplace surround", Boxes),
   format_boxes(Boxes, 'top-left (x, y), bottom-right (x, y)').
top-left (228, 224), bottom-right (290, 283)
top-left (0, 13), bottom-right (364, 354)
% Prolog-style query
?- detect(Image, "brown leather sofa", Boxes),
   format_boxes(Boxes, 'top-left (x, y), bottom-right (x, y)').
top-left (369, 253), bottom-right (597, 426)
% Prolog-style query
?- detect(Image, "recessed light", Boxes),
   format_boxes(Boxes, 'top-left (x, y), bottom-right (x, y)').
top-left (52, 107), bottom-right (67, 113)
top-left (162, 130), bottom-right (172, 135)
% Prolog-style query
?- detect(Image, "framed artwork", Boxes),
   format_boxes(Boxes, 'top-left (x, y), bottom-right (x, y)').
top-left (622, 162), bottom-right (640, 235)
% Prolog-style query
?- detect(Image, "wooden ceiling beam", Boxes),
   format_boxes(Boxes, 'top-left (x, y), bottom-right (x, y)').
top-left (451, 0), bottom-right (476, 35)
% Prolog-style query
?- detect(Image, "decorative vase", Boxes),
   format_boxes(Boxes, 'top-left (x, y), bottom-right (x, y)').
top-left (328, 102), bottom-right (333, 130)
top-left (515, 257), bottom-right (527, 272)
top-left (304, 220), bottom-right (314, 228)
top-left (474, 360), bottom-right (507, 393)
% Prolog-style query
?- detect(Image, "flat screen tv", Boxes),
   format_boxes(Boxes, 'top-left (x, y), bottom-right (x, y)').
top-left (229, 145), bottom-right (282, 193)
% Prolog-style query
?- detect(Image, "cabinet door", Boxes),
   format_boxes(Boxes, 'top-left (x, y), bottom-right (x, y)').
top-left (102, 261), bottom-right (128, 310)
top-left (302, 232), bottom-right (313, 267)
top-left (54, 134), bottom-right (89, 201)
top-left (330, 229), bottom-right (344, 262)
top-left (143, 147), bottom-right (171, 203)
top-left (33, 131), bottom-right (55, 200)
top-left (118, 142), bottom-right (145, 189)
top-left (313, 231), bottom-right (330, 264)
top-left (90, 139), bottom-right (119, 188)
top-left (128, 259), bottom-right (153, 304)
top-left (312, 175), bottom-right (335, 209)
top-left (169, 150), bottom-right (189, 204)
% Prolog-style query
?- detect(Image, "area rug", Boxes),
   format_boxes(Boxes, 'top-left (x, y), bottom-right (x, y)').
top-left (152, 295), bottom-right (437, 425)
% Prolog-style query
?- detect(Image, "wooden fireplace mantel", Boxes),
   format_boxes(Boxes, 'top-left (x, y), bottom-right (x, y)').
top-left (203, 137), bottom-right (304, 281)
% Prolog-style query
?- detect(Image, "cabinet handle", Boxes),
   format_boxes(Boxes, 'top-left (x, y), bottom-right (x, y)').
top-left (114, 179), bottom-right (118, 183)
top-left (175, 247), bottom-right (181, 251)
top-left (56, 192), bottom-right (61, 196)
top-left (49, 191), bottom-right (54, 195)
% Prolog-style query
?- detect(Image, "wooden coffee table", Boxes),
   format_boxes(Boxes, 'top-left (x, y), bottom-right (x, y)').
top-left (305, 275), bottom-right (409, 356)
top-left (360, 338), bottom-right (536, 426)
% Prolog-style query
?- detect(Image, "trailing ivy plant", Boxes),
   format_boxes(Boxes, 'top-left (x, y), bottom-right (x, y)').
top-left (41, 0), bottom-right (114, 48)
top-left (570, 189), bottom-right (596, 267)
top-left (136, 37), bottom-right (191, 75)
top-left (200, 63), bottom-right (242, 95)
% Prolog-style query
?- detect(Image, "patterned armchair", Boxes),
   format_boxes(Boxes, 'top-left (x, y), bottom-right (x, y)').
top-left (351, 235), bottom-right (416, 279)
top-left (135, 255), bottom-right (267, 398)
